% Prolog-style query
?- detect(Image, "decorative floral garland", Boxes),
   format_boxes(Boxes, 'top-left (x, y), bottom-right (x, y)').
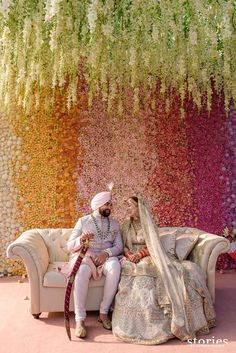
top-left (0, 0), bottom-right (236, 113)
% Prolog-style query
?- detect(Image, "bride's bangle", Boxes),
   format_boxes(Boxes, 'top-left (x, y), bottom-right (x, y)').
top-left (125, 250), bottom-right (133, 258)
top-left (138, 249), bottom-right (149, 258)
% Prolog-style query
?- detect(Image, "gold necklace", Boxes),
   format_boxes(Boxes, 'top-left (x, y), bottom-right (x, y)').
top-left (131, 218), bottom-right (141, 234)
top-left (92, 215), bottom-right (110, 239)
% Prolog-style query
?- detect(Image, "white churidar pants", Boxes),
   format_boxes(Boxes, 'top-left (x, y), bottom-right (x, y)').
top-left (74, 257), bottom-right (121, 322)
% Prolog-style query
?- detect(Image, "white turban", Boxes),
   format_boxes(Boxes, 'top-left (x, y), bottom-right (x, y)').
top-left (91, 191), bottom-right (111, 211)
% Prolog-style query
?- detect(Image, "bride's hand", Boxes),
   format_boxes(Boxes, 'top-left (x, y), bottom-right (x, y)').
top-left (129, 253), bottom-right (141, 263)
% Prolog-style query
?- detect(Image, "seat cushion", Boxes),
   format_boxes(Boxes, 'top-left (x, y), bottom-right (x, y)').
top-left (43, 262), bottom-right (106, 288)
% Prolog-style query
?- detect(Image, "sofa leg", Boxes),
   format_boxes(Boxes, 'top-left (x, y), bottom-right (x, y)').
top-left (32, 313), bottom-right (41, 319)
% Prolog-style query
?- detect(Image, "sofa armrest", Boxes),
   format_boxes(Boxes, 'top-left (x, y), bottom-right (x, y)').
top-left (6, 229), bottom-right (49, 314)
top-left (188, 233), bottom-right (230, 302)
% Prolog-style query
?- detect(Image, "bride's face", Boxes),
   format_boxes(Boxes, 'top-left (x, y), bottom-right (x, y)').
top-left (127, 200), bottom-right (139, 218)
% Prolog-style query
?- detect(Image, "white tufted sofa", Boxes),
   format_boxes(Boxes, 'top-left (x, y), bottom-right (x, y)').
top-left (7, 227), bottom-right (229, 318)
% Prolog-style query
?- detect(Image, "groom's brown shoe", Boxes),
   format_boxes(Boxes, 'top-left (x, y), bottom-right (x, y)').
top-left (75, 323), bottom-right (87, 338)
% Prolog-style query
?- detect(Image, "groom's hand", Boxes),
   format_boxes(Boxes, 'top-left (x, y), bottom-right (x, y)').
top-left (94, 251), bottom-right (109, 266)
top-left (80, 231), bottom-right (94, 244)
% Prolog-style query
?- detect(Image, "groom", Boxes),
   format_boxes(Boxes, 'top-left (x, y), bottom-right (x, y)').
top-left (67, 191), bottom-right (123, 338)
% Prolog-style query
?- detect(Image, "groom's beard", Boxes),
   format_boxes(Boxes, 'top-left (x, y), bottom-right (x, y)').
top-left (99, 208), bottom-right (111, 217)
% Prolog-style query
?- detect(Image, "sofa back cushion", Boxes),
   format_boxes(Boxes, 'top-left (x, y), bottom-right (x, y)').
top-left (175, 233), bottom-right (199, 260)
top-left (37, 228), bottom-right (72, 262)
top-left (39, 227), bottom-right (199, 263)
top-left (159, 229), bottom-right (177, 256)
top-left (159, 227), bottom-right (199, 260)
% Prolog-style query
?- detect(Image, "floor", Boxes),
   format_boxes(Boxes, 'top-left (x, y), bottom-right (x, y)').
top-left (0, 271), bottom-right (235, 353)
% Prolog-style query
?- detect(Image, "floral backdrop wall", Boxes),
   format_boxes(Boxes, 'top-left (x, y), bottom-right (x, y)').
top-left (0, 88), bottom-right (235, 275)
top-left (1, 1), bottom-right (236, 274)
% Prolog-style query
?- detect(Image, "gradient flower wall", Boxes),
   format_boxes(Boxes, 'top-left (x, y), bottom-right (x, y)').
top-left (0, 88), bottom-right (88, 274)
top-left (216, 106), bottom-right (236, 270)
top-left (0, 111), bottom-right (22, 274)
top-left (185, 94), bottom-right (227, 235)
top-left (0, 89), bottom-right (236, 274)
top-left (77, 91), bottom-right (236, 271)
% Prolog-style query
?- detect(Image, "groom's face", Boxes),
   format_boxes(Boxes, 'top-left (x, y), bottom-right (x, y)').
top-left (99, 201), bottom-right (112, 217)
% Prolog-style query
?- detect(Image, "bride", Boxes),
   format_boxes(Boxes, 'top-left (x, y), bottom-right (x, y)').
top-left (112, 196), bottom-right (216, 345)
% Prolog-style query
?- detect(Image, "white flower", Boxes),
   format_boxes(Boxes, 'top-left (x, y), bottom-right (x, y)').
top-left (87, 0), bottom-right (99, 34)
top-left (178, 57), bottom-right (186, 76)
top-left (44, 0), bottom-right (51, 21)
top-left (210, 31), bottom-right (217, 46)
top-left (201, 69), bottom-right (208, 83)
top-left (152, 24), bottom-right (159, 41)
top-left (129, 47), bottom-right (136, 67)
top-left (224, 61), bottom-right (230, 77)
top-left (49, 30), bottom-right (57, 51)
top-left (88, 49), bottom-right (98, 68)
top-left (23, 18), bottom-right (32, 45)
top-left (45, 0), bottom-right (62, 22)
top-left (189, 29), bottom-right (197, 45)
top-left (0, 0), bottom-right (12, 18)
top-left (143, 51), bottom-right (150, 68)
top-left (222, 15), bottom-right (231, 39)
top-left (102, 23), bottom-right (112, 37)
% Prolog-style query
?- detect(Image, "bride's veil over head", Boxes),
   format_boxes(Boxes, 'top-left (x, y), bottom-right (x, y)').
top-left (138, 197), bottom-right (192, 340)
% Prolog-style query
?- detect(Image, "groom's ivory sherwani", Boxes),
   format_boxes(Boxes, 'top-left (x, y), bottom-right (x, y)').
top-left (67, 211), bottom-right (123, 321)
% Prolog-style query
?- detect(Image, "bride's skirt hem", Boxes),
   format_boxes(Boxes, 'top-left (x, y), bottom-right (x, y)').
top-left (112, 331), bottom-right (175, 345)
top-left (112, 319), bottom-right (217, 346)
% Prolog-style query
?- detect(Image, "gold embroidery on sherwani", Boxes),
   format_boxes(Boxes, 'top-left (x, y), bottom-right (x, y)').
top-left (112, 202), bottom-right (216, 345)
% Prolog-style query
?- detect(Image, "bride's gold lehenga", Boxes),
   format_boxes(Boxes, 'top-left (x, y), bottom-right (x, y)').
top-left (112, 200), bottom-right (216, 345)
